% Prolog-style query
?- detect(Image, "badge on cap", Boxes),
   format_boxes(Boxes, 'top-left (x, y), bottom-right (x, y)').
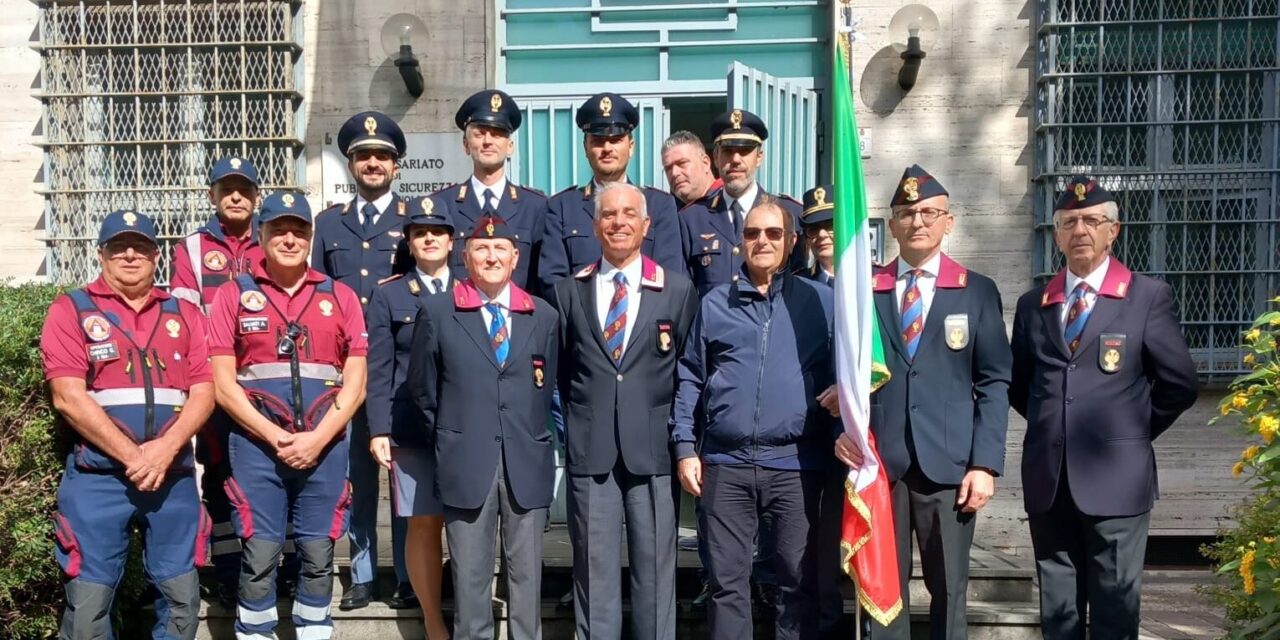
top-left (319, 299), bottom-right (334, 317)
top-left (240, 290), bottom-right (267, 312)
top-left (1099, 333), bottom-right (1125, 373)
top-left (814, 187), bottom-right (827, 207)
top-left (364, 116), bottom-right (377, 135)
top-left (423, 197), bottom-right (434, 214)
top-left (490, 92), bottom-right (503, 113)
top-left (600, 95), bottom-right (613, 117)
top-left (532, 355), bottom-right (546, 388)
top-left (82, 315), bottom-right (112, 342)
top-left (486, 221), bottom-right (496, 237)
top-left (944, 314), bottom-right (969, 351)
top-left (165, 318), bottom-right (181, 339)
top-left (282, 193), bottom-right (295, 208)
top-left (730, 109), bottom-right (743, 129)
top-left (1074, 183), bottom-right (1087, 202)
top-left (122, 211), bottom-right (138, 227)
top-left (230, 157), bottom-right (243, 169)
top-left (656, 320), bottom-right (674, 354)
top-left (903, 177), bottom-right (920, 202)
top-left (204, 250), bottom-right (228, 271)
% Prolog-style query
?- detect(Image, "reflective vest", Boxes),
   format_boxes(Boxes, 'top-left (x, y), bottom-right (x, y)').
top-left (180, 227), bottom-right (261, 313)
top-left (66, 290), bottom-right (195, 471)
top-left (232, 274), bottom-right (344, 433)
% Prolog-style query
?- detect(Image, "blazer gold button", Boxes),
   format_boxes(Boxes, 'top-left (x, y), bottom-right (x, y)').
top-left (616, 374), bottom-right (624, 382)
top-left (361, 297), bottom-right (369, 304)
top-left (362, 241), bottom-right (370, 249)
top-left (732, 246), bottom-right (740, 256)
top-left (360, 268), bottom-right (368, 276)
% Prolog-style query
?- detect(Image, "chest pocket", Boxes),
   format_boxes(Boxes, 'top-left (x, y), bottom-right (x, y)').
top-left (565, 224), bottom-right (599, 269)
top-left (687, 239), bottom-right (725, 282)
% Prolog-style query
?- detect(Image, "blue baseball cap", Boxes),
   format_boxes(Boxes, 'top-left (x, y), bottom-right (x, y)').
top-left (258, 191), bottom-right (312, 225)
top-left (208, 155), bottom-right (260, 186)
top-left (98, 210), bottom-right (158, 246)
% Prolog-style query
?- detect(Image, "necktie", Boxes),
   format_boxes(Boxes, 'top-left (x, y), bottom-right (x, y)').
top-left (1063, 282), bottom-right (1093, 353)
top-left (486, 303), bottom-right (509, 366)
top-left (431, 278), bottom-right (444, 295)
top-left (361, 203), bottom-right (378, 235)
top-left (900, 269), bottom-right (924, 361)
top-left (483, 189), bottom-right (497, 212)
top-left (603, 272), bottom-right (629, 365)
top-left (731, 200), bottom-right (744, 239)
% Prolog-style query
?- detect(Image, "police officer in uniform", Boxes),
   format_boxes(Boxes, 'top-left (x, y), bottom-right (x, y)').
top-left (432, 90), bottom-right (548, 293)
top-left (208, 192), bottom-right (368, 640)
top-left (170, 155), bottom-right (265, 608)
top-left (42, 210), bottom-right (215, 640)
top-left (311, 110), bottom-right (409, 609)
top-left (679, 108), bottom-right (804, 297)
top-left (366, 194), bottom-right (457, 633)
top-left (798, 185), bottom-right (836, 287)
top-left (540, 92), bottom-right (685, 294)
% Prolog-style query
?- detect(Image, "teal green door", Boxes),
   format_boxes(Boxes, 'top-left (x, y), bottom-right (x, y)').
top-left (727, 61), bottom-right (819, 198)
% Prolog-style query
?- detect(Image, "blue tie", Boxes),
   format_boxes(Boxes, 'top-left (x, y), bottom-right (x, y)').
top-left (900, 269), bottom-right (924, 361)
top-left (1063, 282), bottom-right (1093, 353)
top-left (361, 203), bottom-right (378, 235)
top-left (603, 272), bottom-right (629, 365)
top-left (486, 303), bottom-right (509, 366)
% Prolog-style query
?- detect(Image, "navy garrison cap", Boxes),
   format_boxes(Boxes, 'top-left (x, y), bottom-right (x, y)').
top-left (456, 90), bottom-right (522, 133)
top-left (98, 210), bottom-right (158, 246)
top-left (258, 191), bottom-right (312, 225)
top-left (890, 164), bottom-right (949, 207)
top-left (338, 111), bottom-right (407, 157)
top-left (404, 195), bottom-right (456, 232)
top-left (711, 109), bottom-right (768, 148)
top-left (208, 155), bottom-right (260, 186)
top-left (576, 93), bottom-right (639, 136)
top-left (801, 185), bottom-right (835, 226)
top-left (465, 214), bottom-right (518, 243)
top-left (1054, 175), bottom-right (1116, 211)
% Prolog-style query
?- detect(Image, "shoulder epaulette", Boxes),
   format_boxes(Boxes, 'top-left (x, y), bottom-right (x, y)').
top-left (555, 185), bottom-right (581, 196)
top-left (377, 274), bottom-right (404, 286)
top-left (516, 184), bottom-right (546, 197)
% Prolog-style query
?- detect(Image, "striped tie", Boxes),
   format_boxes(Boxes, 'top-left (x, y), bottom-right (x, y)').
top-left (486, 303), bottom-right (509, 366)
top-left (603, 272), bottom-right (628, 365)
top-left (900, 269), bottom-right (924, 361)
top-left (1063, 282), bottom-right (1093, 353)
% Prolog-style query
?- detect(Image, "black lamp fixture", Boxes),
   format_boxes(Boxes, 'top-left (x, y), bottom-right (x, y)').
top-left (381, 14), bottom-right (428, 98)
top-left (890, 5), bottom-right (939, 92)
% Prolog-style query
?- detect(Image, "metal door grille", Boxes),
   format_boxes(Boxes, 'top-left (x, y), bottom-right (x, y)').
top-left (1033, 0), bottom-right (1280, 380)
top-left (34, 0), bottom-right (305, 285)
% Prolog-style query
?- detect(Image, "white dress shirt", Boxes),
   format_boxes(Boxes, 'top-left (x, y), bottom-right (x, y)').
top-left (895, 252), bottom-right (942, 322)
top-left (471, 175), bottom-right (509, 211)
top-left (477, 284), bottom-right (513, 333)
top-left (595, 257), bottom-right (643, 359)
top-left (415, 266), bottom-right (452, 294)
top-left (723, 181), bottom-right (760, 229)
top-left (1061, 257), bottom-right (1110, 325)
top-left (356, 192), bottom-right (395, 227)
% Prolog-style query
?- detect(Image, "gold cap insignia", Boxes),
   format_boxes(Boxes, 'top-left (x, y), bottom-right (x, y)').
top-left (600, 95), bottom-right (613, 117)
top-left (230, 157), bottom-right (242, 169)
top-left (814, 187), bottom-right (827, 207)
top-left (122, 211), bottom-right (137, 226)
top-left (486, 222), bottom-right (496, 236)
top-left (490, 92), bottom-right (503, 113)
top-left (281, 193), bottom-right (295, 208)
top-left (1102, 349), bottom-right (1120, 372)
top-left (730, 109), bottom-right (743, 129)
top-left (319, 300), bottom-right (334, 317)
top-left (1074, 183), bottom-right (1087, 201)
top-left (364, 116), bottom-right (377, 135)
top-left (165, 319), bottom-right (181, 339)
top-left (903, 177), bottom-right (920, 202)
top-left (423, 197), bottom-right (434, 214)
top-left (948, 327), bottom-right (965, 349)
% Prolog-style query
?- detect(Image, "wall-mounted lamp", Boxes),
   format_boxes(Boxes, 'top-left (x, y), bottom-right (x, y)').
top-left (380, 14), bottom-right (428, 98)
top-left (889, 5), bottom-right (939, 92)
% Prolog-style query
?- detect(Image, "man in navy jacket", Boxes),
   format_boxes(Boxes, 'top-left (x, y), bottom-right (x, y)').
top-left (671, 197), bottom-right (839, 640)
top-left (1010, 176), bottom-right (1198, 639)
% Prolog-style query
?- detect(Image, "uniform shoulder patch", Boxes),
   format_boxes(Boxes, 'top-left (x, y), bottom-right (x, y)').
top-left (430, 182), bottom-right (463, 197)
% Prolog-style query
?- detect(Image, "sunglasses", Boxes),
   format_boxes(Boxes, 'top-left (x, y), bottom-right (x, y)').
top-left (743, 226), bottom-right (786, 242)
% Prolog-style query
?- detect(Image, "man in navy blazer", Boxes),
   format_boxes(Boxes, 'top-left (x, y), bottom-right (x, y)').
top-left (553, 182), bottom-right (699, 640)
top-left (836, 166), bottom-right (1011, 640)
top-left (406, 214), bottom-right (560, 640)
top-left (1010, 176), bottom-right (1198, 639)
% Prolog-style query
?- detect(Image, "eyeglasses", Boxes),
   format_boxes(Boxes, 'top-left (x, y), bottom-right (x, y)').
top-left (892, 208), bottom-right (949, 226)
top-left (102, 240), bottom-right (158, 259)
top-left (743, 227), bottom-right (786, 242)
top-left (276, 323), bottom-right (303, 358)
top-left (804, 223), bottom-right (834, 238)
top-left (1054, 215), bottom-right (1113, 230)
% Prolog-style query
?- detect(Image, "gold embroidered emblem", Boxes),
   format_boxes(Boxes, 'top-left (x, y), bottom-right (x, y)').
top-left (408, 278), bottom-right (421, 295)
top-left (600, 95), bottom-right (613, 117)
top-left (1074, 183), bottom-right (1087, 202)
top-left (949, 328), bottom-right (965, 349)
top-left (364, 116), bottom-right (377, 135)
top-left (319, 300), bottom-right (334, 317)
top-left (814, 187), bottom-right (827, 207)
top-left (730, 109), bottom-right (743, 129)
top-left (423, 198), bottom-right (434, 214)
top-left (230, 157), bottom-right (242, 169)
top-left (122, 211), bottom-right (137, 226)
top-left (1102, 349), bottom-right (1120, 372)
top-left (486, 222), bottom-right (496, 237)
top-left (398, 200), bottom-right (406, 216)
top-left (281, 193), bottom-right (295, 208)
top-left (490, 93), bottom-right (503, 113)
top-left (535, 368), bottom-right (544, 388)
top-left (165, 319), bottom-right (181, 339)
top-left (903, 177), bottom-right (920, 202)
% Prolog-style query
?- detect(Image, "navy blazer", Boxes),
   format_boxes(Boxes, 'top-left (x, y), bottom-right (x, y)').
top-left (311, 194), bottom-right (409, 306)
top-left (539, 182), bottom-right (686, 294)
top-left (433, 181), bottom-right (548, 293)
top-left (1010, 259), bottom-right (1199, 518)
top-left (869, 255), bottom-right (1012, 485)
top-left (406, 280), bottom-right (560, 511)
top-left (552, 257), bottom-right (699, 477)
top-left (678, 189), bottom-right (805, 297)
top-left (366, 272), bottom-right (454, 447)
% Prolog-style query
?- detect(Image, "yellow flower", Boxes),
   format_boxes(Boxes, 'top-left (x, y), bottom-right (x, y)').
top-left (1247, 328), bottom-right (1263, 342)
top-left (1260, 415), bottom-right (1280, 440)
top-left (1234, 461), bottom-right (1246, 477)
top-left (1234, 394), bottom-right (1250, 409)
top-left (1245, 354), bottom-right (1257, 365)
top-left (1244, 445), bottom-right (1262, 461)
top-left (1242, 549), bottom-right (1258, 595)
top-left (1265, 431), bottom-right (1276, 446)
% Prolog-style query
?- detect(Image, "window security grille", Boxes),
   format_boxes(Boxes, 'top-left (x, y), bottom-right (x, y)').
top-left (1033, 0), bottom-right (1280, 380)
top-left (35, 0), bottom-right (304, 285)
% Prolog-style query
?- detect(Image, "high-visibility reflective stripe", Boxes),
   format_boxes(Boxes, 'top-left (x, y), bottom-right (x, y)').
top-left (211, 540), bottom-right (242, 556)
top-left (88, 388), bottom-right (187, 407)
top-left (236, 363), bottom-right (341, 382)
top-left (234, 634), bottom-right (274, 640)
top-left (170, 287), bottom-right (201, 307)
top-left (295, 625), bottom-right (334, 640)
top-left (237, 604), bottom-right (278, 625)
top-left (293, 599), bottom-right (331, 623)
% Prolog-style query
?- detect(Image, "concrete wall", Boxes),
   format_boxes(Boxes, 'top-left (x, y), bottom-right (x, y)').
top-left (0, 0), bottom-right (46, 281)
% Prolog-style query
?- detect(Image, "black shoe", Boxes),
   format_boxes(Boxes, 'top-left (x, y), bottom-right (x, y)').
top-left (387, 582), bottom-right (419, 610)
top-left (215, 583), bottom-right (238, 610)
top-left (339, 582), bottom-right (375, 611)
top-left (754, 583), bottom-right (780, 619)
top-left (556, 589), bottom-right (574, 611)
top-left (692, 582), bottom-right (711, 608)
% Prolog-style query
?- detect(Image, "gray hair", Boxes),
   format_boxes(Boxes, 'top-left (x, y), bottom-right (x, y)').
top-left (662, 130), bottom-right (708, 156)
top-left (594, 182), bottom-right (648, 219)
top-left (1053, 200), bottom-right (1120, 222)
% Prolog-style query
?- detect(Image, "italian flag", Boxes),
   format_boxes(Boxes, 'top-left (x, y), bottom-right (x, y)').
top-left (833, 35), bottom-right (904, 626)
